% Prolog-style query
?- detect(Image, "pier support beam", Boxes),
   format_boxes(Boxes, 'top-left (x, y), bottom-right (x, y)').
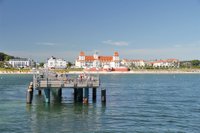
top-left (51, 88), bottom-right (62, 102)
top-left (101, 88), bottom-right (106, 103)
top-left (83, 88), bottom-right (89, 103)
top-left (58, 88), bottom-right (62, 101)
top-left (44, 88), bottom-right (50, 103)
top-left (58, 88), bottom-right (62, 98)
top-left (74, 88), bottom-right (77, 101)
top-left (92, 88), bottom-right (97, 102)
top-left (38, 90), bottom-right (42, 96)
top-left (74, 88), bottom-right (83, 102)
top-left (26, 83), bottom-right (33, 104)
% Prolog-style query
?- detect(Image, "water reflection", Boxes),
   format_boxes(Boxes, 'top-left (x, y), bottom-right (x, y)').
top-left (26, 94), bottom-right (106, 133)
top-left (2, 74), bottom-right (200, 132)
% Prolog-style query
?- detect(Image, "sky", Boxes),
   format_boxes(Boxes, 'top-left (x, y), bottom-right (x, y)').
top-left (1, 0), bottom-right (200, 62)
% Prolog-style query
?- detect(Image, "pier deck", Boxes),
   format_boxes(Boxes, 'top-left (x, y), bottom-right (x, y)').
top-left (26, 69), bottom-right (104, 104)
top-left (33, 70), bottom-right (100, 89)
top-left (34, 79), bottom-right (100, 88)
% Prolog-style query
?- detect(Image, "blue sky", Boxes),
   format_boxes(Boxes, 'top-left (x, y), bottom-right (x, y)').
top-left (1, 0), bottom-right (200, 62)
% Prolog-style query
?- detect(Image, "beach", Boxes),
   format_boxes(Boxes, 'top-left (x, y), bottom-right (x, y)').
top-left (69, 70), bottom-right (200, 74)
top-left (0, 71), bottom-right (33, 74)
top-left (1, 69), bottom-right (200, 75)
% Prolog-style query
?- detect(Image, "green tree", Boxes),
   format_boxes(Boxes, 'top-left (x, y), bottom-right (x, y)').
top-left (67, 61), bottom-right (73, 68)
top-left (39, 62), bottom-right (45, 67)
top-left (0, 62), bottom-right (4, 68)
top-left (191, 60), bottom-right (200, 67)
top-left (0, 52), bottom-right (14, 61)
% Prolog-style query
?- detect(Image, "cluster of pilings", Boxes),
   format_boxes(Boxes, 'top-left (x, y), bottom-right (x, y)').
top-left (26, 82), bottom-right (106, 104)
top-left (73, 88), bottom-right (106, 103)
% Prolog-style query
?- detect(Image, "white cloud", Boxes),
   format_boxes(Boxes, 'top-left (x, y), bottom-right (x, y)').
top-left (35, 42), bottom-right (56, 46)
top-left (102, 40), bottom-right (129, 46)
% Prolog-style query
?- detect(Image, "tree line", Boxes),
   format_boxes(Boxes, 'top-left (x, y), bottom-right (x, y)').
top-left (180, 60), bottom-right (200, 68)
top-left (0, 52), bottom-right (14, 61)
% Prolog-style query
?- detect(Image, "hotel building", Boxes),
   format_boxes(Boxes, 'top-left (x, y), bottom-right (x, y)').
top-left (75, 51), bottom-right (120, 69)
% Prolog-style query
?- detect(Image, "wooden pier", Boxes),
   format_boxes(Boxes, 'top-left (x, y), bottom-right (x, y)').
top-left (26, 70), bottom-right (106, 104)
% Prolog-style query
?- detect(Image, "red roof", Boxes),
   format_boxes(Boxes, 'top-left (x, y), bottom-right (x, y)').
top-left (123, 59), bottom-right (145, 62)
top-left (80, 51), bottom-right (85, 56)
top-left (78, 51), bottom-right (120, 62)
top-left (99, 56), bottom-right (113, 62)
top-left (166, 59), bottom-right (179, 62)
top-left (85, 56), bottom-right (95, 61)
top-left (85, 56), bottom-right (113, 62)
top-left (114, 52), bottom-right (119, 56)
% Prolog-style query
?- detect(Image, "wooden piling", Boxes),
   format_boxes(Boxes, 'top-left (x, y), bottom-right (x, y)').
top-left (58, 88), bottom-right (62, 98)
top-left (26, 88), bottom-right (33, 104)
top-left (74, 88), bottom-right (77, 101)
top-left (101, 88), bottom-right (106, 103)
top-left (26, 83), bottom-right (33, 104)
top-left (83, 88), bottom-right (89, 103)
top-left (75, 88), bottom-right (83, 102)
top-left (44, 88), bottom-right (50, 103)
top-left (38, 90), bottom-right (42, 95)
top-left (92, 88), bottom-right (97, 102)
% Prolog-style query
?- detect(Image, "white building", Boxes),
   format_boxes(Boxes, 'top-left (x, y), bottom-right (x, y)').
top-left (75, 51), bottom-right (120, 69)
top-left (121, 59), bottom-right (146, 67)
top-left (151, 59), bottom-right (180, 68)
top-left (8, 58), bottom-right (34, 68)
top-left (46, 56), bottom-right (67, 69)
top-left (121, 58), bottom-right (180, 68)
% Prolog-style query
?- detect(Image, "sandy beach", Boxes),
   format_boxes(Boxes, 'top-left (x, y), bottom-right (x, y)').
top-left (0, 71), bottom-right (34, 74)
top-left (68, 70), bottom-right (200, 74)
top-left (1, 69), bottom-right (200, 75)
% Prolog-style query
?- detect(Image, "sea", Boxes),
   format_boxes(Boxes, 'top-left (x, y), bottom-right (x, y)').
top-left (0, 74), bottom-right (199, 133)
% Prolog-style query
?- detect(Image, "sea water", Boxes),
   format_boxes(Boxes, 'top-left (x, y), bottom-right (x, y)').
top-left (0, 74), bottom-right (199, 133)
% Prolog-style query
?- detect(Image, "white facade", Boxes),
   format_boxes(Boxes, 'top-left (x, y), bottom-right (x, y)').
top-left (121, 59), bottom-right (146, 67)
top-left (47, 56), bottom-right (67, 69)
top-left (75, 52), bottom-right (120, 69)
top-left (152, 60), bottom-right (179, 68)
top-left (122, 59), bottom-right (180, 68)
top-left (8, 58), bottom-right (33, 68)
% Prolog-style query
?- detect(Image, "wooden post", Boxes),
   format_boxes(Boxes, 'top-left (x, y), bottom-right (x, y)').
top-left (44, 88), bottom-right (50, 103)
top-left (58, 88), bottom-right (62, 102)
top-left (26, 84), bottom-right (33, 104)
top-left (92, 88), bottom-right (97, 102)
top-left (75, 88), bottom-right (83, 102)
top-left (38, 90), bottom-right (42, 95)
top-left (74, 88), bottom-right (77, 101)
top-left (83, 88), bottom-right (89, 103)
top-left (58, 88), bottom-right (62, 98)
top-left (101, 88), bottom-right (106, 103)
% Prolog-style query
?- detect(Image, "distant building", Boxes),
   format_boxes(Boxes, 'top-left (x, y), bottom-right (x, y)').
top-left (75, 51), bottom-right (120, 69)
top-left (151, 59), bottom-right (180, 68)
top-left (121, 59), bottom-right (146, 67)
top-left (8, 58), bottom-right (34, 68)
top-left (46, 56), bottom-right (67, 69)
top-left (122, 58), bottom-right (180, 68)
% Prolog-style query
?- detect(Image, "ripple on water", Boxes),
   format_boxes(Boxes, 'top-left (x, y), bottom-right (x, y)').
top-left (0, 74), bottom-right (200, 132)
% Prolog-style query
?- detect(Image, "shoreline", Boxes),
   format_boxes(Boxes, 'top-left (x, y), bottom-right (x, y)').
top-left (0, 71), bottom-right (33, 74)
top-left (68, 70), bottom-right (200, 74)
top-left (1, 70), bottom-right (200, 75)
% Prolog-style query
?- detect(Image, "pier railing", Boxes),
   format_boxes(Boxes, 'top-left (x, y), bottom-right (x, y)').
top-left (33, 70), bottom-right (100, 89)
top-left (27, 69), bottom-right (105, 104)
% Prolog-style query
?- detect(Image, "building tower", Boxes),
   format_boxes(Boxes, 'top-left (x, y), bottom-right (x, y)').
top-left (112, 52), bottom-right (120, 68)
